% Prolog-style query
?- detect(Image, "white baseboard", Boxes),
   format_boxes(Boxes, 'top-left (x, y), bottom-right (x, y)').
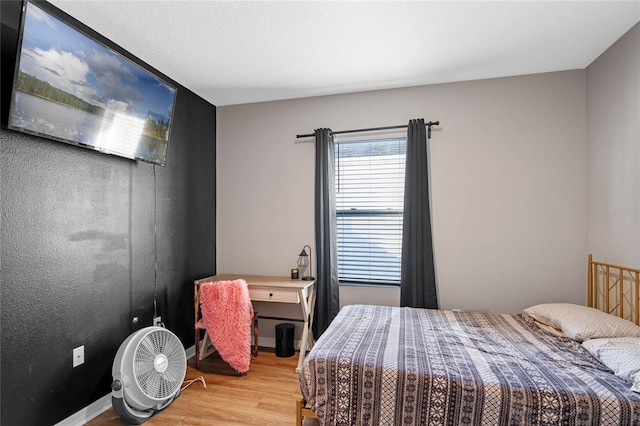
top-left (261, 337), bottom-right (276, 349)
top-left (185, 343), bottom-right (196, 359)
top-left (257, 337), bottom-right (303, 350)
top-left (54, 394), bottom-right (111, 426)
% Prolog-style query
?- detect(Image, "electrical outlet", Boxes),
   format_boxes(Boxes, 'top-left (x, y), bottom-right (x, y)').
top-left (73, 345), bottom-right (84, 368)
top-left (153, 316), bottom-right (162, 327)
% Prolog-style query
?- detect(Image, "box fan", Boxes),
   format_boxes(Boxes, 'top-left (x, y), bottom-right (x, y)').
top-left (111, 326), bottom-right (187, 424)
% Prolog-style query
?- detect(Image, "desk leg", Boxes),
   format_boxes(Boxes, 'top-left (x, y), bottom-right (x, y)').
top-left (194, 282), bottom-right (200, 370)
top-left (252, 311), bottom-right (259, 357)
top-left (296, 286), bottom-right (316, 373)
top-left (306, 285), bottom-right (316, 350)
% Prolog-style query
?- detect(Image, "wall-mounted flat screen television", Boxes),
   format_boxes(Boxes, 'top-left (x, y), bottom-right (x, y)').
top-left (7, 1), bottom-right (177, 166)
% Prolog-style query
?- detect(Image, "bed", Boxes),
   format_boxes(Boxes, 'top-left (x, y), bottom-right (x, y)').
top-left (297, 255), bottom-right (640, 425)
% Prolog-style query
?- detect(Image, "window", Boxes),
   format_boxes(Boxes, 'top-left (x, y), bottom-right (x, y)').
top-left (335, 137), bottom-right (406, 285)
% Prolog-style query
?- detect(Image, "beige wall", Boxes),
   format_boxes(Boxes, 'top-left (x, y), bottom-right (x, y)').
top-left (217, 69), bottom-right (587, 330)
top-left (586, 23), bottom-right (640, 267)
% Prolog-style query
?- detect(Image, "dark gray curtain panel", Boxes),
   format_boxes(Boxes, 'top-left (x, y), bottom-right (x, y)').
top-left (313, 128), bottom-right (340, 338)
top-left (400, 119), bottom-right (438, 309)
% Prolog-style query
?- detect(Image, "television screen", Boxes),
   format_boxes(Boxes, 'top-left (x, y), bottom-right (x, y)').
top-left (8, 1), bottom-right (177, 166)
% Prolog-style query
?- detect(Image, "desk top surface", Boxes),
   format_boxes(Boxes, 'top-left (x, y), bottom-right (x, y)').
top-left (194, 274), bottom-right (315, 290)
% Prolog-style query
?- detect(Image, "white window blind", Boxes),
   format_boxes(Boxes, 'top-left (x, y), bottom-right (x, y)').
top-left (335, 137), bottom-right (406, 285)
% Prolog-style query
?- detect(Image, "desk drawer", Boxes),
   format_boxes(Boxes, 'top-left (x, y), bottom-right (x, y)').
top-left (249, 287), bottom-right (299, 303)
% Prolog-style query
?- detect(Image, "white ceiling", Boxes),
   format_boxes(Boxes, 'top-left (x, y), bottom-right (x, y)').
top-left (50, 1), bottom-right (640, 106)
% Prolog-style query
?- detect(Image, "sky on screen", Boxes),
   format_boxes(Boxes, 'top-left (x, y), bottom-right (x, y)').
top-left (18, 2), bottom-right (175, 121)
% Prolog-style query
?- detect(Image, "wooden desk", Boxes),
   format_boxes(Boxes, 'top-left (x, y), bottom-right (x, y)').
top-left (194, 274), bottom-right (316, 373)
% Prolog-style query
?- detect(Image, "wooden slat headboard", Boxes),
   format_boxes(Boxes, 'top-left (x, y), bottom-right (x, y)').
top-left (588, 254), bottom-right (640, 325)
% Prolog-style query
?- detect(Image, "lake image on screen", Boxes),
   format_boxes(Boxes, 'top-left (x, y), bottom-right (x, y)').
top-left (11, 91), bottom-right (103, 146)
top-left (9, 2), bottom-right (176, 165)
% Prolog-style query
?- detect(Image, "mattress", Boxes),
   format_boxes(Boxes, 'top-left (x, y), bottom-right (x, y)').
top-left (300, 304), bottom-right (640, 425)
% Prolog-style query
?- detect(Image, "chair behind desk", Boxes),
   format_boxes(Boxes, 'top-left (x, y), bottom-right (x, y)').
top-left (194, 277), bottom-right (259, 370)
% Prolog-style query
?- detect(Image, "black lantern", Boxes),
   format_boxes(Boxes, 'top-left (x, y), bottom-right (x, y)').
top-left (297, 245), bottom-right (315, 281)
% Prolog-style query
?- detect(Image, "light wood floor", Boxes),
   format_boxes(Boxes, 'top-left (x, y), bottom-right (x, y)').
top-left (87, 349), bottom-right (319, 426)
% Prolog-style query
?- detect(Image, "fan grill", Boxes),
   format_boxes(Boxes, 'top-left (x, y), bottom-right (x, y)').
top-left (133, 329), bottom-right (185, 399)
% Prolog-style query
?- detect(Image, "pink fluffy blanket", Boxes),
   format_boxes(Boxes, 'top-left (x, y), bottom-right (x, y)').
top-left (197, 279), bottom-right (254, 373)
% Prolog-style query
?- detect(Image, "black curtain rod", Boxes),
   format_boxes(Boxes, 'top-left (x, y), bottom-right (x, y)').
top-left (296, 120), bottom-right (440, 139)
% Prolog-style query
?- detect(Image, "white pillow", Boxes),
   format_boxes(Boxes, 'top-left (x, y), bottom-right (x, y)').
top-left (582, 337), bottom-right (640, 393)
top-left (523, 303), bottom-right (640, 342)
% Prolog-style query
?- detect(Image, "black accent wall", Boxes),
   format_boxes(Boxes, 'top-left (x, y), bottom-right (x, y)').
top-left (1, 1), bottom-right (216, 424)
